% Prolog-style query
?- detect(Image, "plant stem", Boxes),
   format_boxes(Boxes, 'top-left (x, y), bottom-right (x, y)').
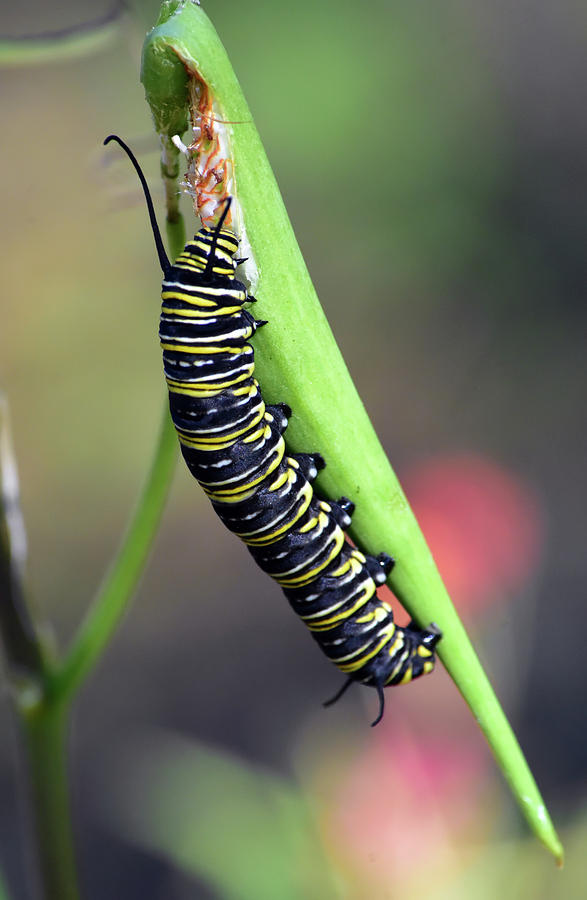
top-left (20, 696), bottom-right (79, 900)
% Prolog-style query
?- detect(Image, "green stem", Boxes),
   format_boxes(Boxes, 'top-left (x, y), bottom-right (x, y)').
top-left (20, 697), bottom-right (79, 900)
top-left (141, 0), bottom-right (562, 862)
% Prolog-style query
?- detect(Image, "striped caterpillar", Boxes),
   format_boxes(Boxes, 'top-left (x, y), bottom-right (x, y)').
top-left (105, 134), bottom-right (441, 725)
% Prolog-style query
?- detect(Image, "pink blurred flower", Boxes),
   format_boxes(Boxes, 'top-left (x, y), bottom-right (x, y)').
top-left (401, 453), bottom-right (544, 615)
top-left (322, 715), bottom-right (491, 891)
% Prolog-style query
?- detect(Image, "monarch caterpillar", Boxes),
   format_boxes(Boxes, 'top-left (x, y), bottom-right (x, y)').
top-left (105, 134), bottom-right (441, 726)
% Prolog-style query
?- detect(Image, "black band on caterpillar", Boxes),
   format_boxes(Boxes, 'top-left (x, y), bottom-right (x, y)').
top-left (107, 135), bottom-right (442, 724)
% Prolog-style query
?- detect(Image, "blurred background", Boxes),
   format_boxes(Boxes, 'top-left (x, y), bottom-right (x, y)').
top-left (1, 0), bottom-right (586, 897)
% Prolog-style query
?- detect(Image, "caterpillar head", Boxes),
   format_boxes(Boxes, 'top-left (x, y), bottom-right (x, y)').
top-left (177, 227), bottom-right (240, 279)
top-left (174, 197), bottom-right (239, 279)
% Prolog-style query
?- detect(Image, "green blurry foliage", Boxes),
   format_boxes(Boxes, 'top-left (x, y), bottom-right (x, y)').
top-left (105, 733), bottom-right (341, 900)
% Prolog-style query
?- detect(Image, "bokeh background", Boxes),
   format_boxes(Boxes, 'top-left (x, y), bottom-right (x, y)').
top-left (1, 0), bottom-right (586, 897)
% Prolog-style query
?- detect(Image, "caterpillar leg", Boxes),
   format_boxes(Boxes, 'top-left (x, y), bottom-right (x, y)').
top-left (378, 552), bottom-right (395, 574)
top-left (403, 620), bottom-right (442, 654)
top-left (266, 403), bottom-right (291, 434)
top-left (416, 621), bottom-right (442, 650)
top-left (382, 621), bottom-right (443, 688)
top-left (324, 496), bottom-right (355, 529)
top-left (364, 552), bottom-right (394, 584)
top-left (293, 452), bottom-right (326, 482)
top-left (310, 452), bottom-right (326, 472)
top-left (276, 402), bottom-right (292, 419)
top-left (337, 496), bottom-right (355, 517)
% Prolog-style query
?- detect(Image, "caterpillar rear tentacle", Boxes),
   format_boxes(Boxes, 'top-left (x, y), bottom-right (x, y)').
top-left (106, 134), bottom-right (442, 725)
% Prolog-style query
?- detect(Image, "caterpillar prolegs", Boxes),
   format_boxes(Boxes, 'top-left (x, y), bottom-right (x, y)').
top-left (105, 135), bottom-right (441, 726)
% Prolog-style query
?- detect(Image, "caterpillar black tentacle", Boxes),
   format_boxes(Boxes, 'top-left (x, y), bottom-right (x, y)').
top-left (103, 134), bottom-right (171, 278)
top-left (107, 134), bottom-right (442, 724)
top-left (372, 684), bottom-right (386, 728)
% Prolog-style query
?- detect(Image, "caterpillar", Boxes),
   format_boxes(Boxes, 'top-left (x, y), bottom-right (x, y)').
top-left (104, 134), bottom-right (441, 726)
